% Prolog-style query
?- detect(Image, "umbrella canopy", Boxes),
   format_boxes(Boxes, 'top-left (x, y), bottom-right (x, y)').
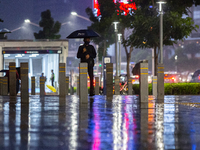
top-left (67, 29), bottom-right (100, 38)
top-left (46, 85), bottom-right (56, 92)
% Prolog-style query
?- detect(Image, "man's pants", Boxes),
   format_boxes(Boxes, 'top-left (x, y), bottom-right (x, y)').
top-left (88, 65), bottom-right (94, 95)
top-left (51, 80), bottom-right (54, 87)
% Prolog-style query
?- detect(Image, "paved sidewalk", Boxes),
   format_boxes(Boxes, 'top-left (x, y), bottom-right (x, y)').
top-left (0, 95), bottom-right (200, 149)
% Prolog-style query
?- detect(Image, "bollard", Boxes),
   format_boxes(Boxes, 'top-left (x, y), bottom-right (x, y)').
top-left (59, 63), bottom-right (66, 97)
top-left (152, 76), bottom-right (157, 97)
top-left (79, 63), bottom-right (88, 104)
top-left (139, 62), bottom-right (149, 108)
top-left (40, 77), bottom-right (45, 96)
top-left (2, 77), bottom-right (8, 96)
top-left (20, 63), bottom-right (29, 102)
top-left (157, 64), bottom-right (164, 102)
top-left (128, 77), bottom-right (132, 95)
top-left (76, 76), bottom-right (79, 96)
top-left (0, 77), bottom-right (2, 95)
top-left (114, 76), bottom-right (120, 95)
top-left (95, 77), bottom-right (99, 95)
top-left (106, 63), bottom-right (113, 100)
top-left (31, 77), bottom-right (35, 95)
top-left (66, 76), bottom-right (69, 95)
top-left (9, 62), bottom-right (16, 96)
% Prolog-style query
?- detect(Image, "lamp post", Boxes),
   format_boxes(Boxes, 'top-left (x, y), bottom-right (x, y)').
top-left (113, 22), bottom-right (119, 76)
top-left (71, 12), bottom-right (91, 22)
top-left (175, 55), bottom-right (177, 73)
top-left (118, 33), bottom-right (122, 76)
top-left (157, 0), bottom-right (166, 64)
top-left (156, 0), bottom-right (166, 102)
top-left (24, 19), bottom-right (40, 27)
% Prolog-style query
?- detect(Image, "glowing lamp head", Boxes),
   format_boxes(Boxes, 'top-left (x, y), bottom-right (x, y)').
top-left (71, 12), bottom-right (77, 16)
top-left (24, 19), bottom-right (30, 23)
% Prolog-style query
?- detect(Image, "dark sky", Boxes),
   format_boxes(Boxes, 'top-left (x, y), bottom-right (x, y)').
top-left (0, 0), bottom-right (93, 39)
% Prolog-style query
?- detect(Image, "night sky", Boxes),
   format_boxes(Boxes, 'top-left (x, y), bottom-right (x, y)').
top-left (0, 0), bottom-right (93, 39)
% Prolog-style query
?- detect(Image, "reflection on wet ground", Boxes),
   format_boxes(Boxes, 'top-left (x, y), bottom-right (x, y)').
top-left (0, 95), bottom-right (200, 149)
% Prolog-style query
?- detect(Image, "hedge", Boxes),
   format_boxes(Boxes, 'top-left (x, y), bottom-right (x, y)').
top-left (132, 83), bottom-right (200, 95)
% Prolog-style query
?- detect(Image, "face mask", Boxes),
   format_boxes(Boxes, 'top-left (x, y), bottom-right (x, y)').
top-left (84, 41), bottom-right (90, 45)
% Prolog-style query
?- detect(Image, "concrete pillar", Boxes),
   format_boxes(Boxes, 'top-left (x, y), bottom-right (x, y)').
top-left (157, 64), bottom-right (164, 102)
top-left (0, 77), bottom-right (2, 95)
top-left (95, 77), bottom-right (99, 95)
top-left (20, 63), bottom-right (29, 102)
top-left (152, 76), bottom-right (157, 97)
top-left (79, 63), bottom-right (88, 104)
top-left (31, 77), bottom-right (35, 95)
top-left (128, 77), bottom-right (132, 95)
top-left (66, 76), bottom-right (69, 95)
top-left (114, 76), bottom-right (120, 95)
top-left (76, 76), bottom-right (79, 96)
top-left (59, 63), bottom-right (66, 97)
top-left (139, 62), bottom-right (149, 108)
top-left (9, 62), bottom-right (16, 96)
top-left (106, 63), bottom-right (113, 100)
top-left (40, 77), bottom-right (45, 96)
top-left (2, 77), bottom-right (8, 96)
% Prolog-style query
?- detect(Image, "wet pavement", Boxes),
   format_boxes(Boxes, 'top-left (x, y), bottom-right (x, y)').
top-left (0, 95), bottom-right (200, 150)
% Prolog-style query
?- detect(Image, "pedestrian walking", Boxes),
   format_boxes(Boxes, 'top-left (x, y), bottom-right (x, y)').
top-left (77, 37), bottom-right (96, 96)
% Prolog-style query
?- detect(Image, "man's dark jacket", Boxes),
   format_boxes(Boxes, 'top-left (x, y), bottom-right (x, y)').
top-left (77, 44), bottom-right (96, 67)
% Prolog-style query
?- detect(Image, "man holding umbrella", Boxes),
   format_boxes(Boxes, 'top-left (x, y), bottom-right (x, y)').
top-left (77, 37), bottom-right (96, 96)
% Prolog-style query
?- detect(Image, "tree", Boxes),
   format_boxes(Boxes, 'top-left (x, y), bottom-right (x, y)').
top-left (85, 0), bottom-right (116, 60)
top-left (86, 0), bottom-right (137, 77)
top-left (34, 9), bottom-right (61, 39)
top-left (125, 0), bottom-right (199, 75)
top-left (86, 0), bottom-right (199, 77)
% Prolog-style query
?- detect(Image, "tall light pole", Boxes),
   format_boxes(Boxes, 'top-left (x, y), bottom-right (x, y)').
top-left (118, 33), bottom-right (122, 76)
top-left (175, 55), bottom-right (177, 73)
top-left (157, 0), bottom-right (166, 102)
top-left (157, 0), bottom-right (166, 64)
top-left (113, 22), bottom-right (119, 76)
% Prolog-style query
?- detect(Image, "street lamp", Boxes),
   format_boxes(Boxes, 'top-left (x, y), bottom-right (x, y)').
top-left (24, 19), bottom-right (40, 27)
top-left (157, 0), bottom-right (166, 64)
top-left (118, 33), bottom-right (122, 76)
top-left (71, 12), bottom-right (91, 22)
top-left (175, 55), bottom-right (178, 73)
top-left (113, 21), bottom-right (119, 76)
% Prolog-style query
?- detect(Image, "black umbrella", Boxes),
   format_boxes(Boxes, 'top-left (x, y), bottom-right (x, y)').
top-left (67, 29), bottom-right (100, 38)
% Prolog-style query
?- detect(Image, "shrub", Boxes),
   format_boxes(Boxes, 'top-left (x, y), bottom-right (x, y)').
top-left (132, 83), bottom-right (200, 95)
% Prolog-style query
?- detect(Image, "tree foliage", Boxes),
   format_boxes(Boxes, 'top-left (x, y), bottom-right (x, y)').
top-left (85, 0), bottom-right (116, 59)
top-left (86, 0), bottom-right (200, 76)
top-left (34, 9), bottom-right (61, 39)
top-left (124, 0), bottom-right (199, 75)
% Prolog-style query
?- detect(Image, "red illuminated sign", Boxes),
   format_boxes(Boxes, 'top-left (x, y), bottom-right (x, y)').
top-left (93, 0), bottom-right (137, 16)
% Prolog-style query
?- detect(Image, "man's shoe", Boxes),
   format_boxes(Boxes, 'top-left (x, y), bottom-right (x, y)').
top-left (89, 94), bottom-right (95, 96)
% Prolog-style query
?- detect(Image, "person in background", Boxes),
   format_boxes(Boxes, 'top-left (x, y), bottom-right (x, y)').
top-left (40, 73), bottom-right (46, 82)
top-left (77, 37), bottom-right (96, 96)
top-left (50, 70), bottom-right (55, 87)
top-left (5, 69), bottom-right (19, 94)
